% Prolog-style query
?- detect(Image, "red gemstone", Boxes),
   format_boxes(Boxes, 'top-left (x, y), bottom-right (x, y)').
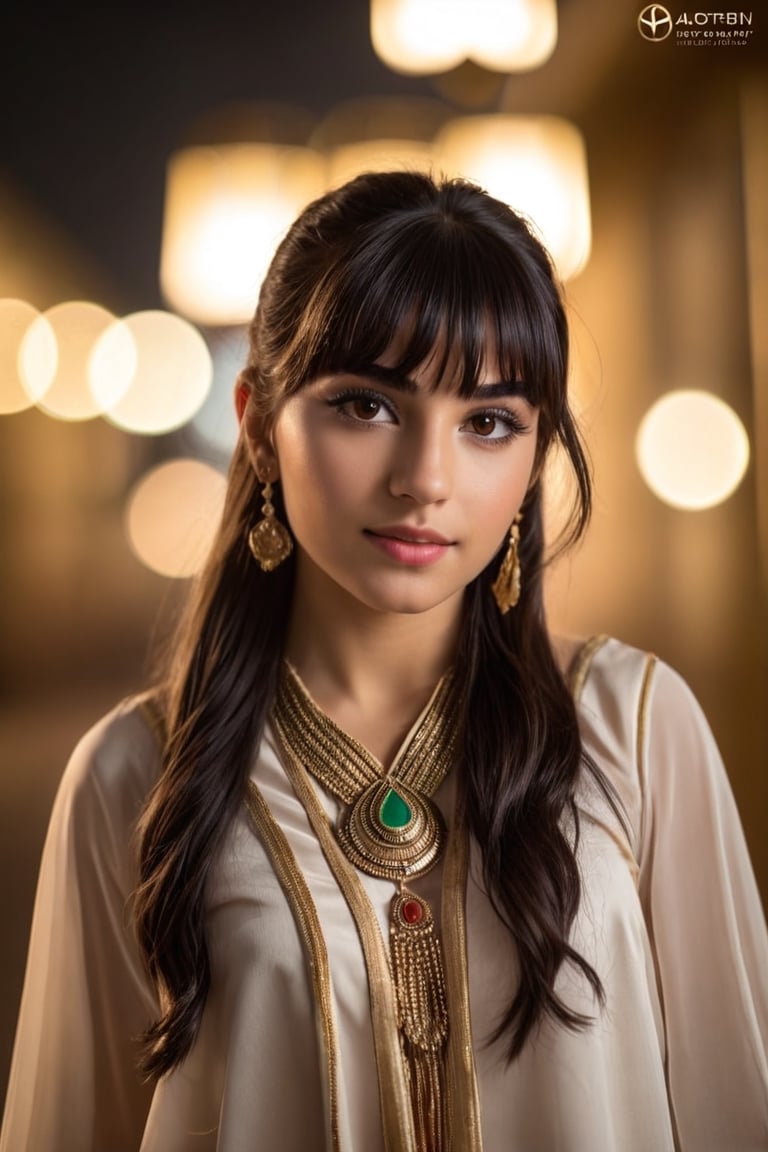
top-left (402, 899), bottom-right (423, 924)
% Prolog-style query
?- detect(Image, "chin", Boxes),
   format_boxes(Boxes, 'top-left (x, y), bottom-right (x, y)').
top-left (356, 579), bottom-right (464, 618)
top-left (376, 597), bottom-right (440, 616)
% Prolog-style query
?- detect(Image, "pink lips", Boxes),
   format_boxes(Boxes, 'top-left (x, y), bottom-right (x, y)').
top-left (364, 524), bottom-right (453, 567)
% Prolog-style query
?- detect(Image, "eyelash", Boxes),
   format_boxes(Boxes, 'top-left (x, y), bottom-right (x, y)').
top-left (326, 387), bottom-right (396, 425)
top-left (466, 407), bottom-right (528, 443)
top-left (325, 387), bottom-right (528, 444)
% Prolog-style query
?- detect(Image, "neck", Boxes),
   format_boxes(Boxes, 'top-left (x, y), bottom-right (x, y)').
top-left (282, 558), bottom-right (463, 763)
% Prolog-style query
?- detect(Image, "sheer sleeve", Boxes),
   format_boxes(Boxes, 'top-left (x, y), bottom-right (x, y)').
top-left (638, 659), bottom-right (768, 1150)
top-left (1, 701), bottom-right (160, 1152)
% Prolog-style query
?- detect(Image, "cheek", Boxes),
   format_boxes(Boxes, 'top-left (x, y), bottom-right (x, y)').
top-left (274, 417), bottom-right (366, 515)
top-left (465, 439), bottom-right (538, 520)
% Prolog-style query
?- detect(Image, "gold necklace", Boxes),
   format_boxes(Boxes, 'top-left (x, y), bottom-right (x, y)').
top-left (272, 662), bottom-right (462, 1152)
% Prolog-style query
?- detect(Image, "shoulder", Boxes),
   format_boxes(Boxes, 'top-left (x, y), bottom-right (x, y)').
top-left (52, 694), bottom-right (163, 854)
top-left (570, 634), bottom-right (710, 753)
top-left (566, 634), bottom-right (728, 845)
top-left (560, 633), bottom-right (651, 702)
top-left (562, 635), bottom-right (712, 855)
top-left (553, 633), bottom-right (656, 745)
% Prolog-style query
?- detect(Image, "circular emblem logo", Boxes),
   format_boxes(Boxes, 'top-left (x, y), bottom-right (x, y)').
top-left (638, 4), bottom-right (673, 40)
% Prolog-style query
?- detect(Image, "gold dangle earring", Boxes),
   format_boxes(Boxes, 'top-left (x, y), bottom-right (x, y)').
top-left (491, 514), bottom-right (522, 614)
top-left (247, 479), bottom-right (293, 572)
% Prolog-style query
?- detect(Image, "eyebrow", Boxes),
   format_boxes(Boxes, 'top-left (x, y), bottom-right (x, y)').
top-left (344, 363), bottom-right (530, 402)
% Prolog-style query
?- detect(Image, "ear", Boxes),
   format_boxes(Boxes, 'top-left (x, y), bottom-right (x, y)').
top-left (236, 382), bottom-right (279, 482)
top-left (234, 376), bottom-right (250, 423)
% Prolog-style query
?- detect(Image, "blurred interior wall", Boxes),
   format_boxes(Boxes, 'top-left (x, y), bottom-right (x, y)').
top-left (741, 77), bottom-right (768, 604)
top-left (547, 68), bottom-right (767, 899)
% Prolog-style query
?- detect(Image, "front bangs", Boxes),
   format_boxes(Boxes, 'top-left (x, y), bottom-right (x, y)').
top-left (299, 215), bottom-right (565, 409)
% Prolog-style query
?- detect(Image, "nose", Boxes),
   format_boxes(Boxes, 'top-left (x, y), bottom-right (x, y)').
top-left (388, 417), bottom-right (453, 504)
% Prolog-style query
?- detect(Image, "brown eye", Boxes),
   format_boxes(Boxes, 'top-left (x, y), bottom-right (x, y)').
top-left (328, 389), bottom-right (396, 425)
top-left (352, 397), bottom-right (382, 420)
top-left (470, 414), bottom-right (497, 436)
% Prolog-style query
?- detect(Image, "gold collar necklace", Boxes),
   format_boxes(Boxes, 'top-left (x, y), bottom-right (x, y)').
top-left (272, 661), bottom-right (462, 1152)
top-left (274, 661), bottom-right (459, 880)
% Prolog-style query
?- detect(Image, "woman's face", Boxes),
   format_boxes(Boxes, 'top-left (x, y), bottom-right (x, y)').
top-left (258, 345), bottom-right (540, 620)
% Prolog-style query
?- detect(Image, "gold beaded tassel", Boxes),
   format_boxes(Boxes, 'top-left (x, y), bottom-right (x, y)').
top-left (390, 889), bottom-right (448, 1152)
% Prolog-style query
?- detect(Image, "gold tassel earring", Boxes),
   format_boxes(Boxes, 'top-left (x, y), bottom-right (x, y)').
top-left (247, 480), bottom-right (293, 572)
top-left (491, 514), bottom-right (522, 613)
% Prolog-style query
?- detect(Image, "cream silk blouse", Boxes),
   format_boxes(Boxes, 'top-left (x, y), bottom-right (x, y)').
top-left (2, 637), bottom-right (767, 1150)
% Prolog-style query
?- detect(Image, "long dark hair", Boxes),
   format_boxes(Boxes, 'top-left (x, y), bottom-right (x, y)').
top-left (136, 170), bottom-right (605, 1077)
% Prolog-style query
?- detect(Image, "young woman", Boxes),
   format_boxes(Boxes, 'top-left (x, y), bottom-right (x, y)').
top-left (2, 171), bottom-right (767, 1152)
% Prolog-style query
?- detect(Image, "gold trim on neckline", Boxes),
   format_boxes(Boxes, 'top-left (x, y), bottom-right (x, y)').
top-left (567, 634), bottom-right (609, 703)
top-left (268, 734), bottom-right (418, 1150)
top-left (244, 781), bottom-right (342, 1151)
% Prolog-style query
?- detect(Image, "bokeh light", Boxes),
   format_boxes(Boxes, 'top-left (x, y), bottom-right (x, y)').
top-left (88, 317), bottom-right (138, 411)
top-left (19, 301), bottom-right (117, 420)
top-left (636, 390), bottom-right (750, 510)
top-left (94, 310), bottom-right (213, 435)
top-left (0, 299), bottom-right (45, 414)
top-left (160, 143), bottom-right (326, 325)
top-left (125, 458), bottom-right (227, 577)
top-left (370, 0), bottom-right (557, 74)
top-left (435, 115), bottom-right (591, 280)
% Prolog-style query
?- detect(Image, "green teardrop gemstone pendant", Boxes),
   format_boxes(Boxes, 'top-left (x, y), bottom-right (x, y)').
top-left (337, 779), bottom-right (446, 879)
top-left (379, 787), bottom-right (412, 830)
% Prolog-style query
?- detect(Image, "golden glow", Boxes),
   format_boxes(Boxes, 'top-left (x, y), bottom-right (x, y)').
top-left (370, 0), bottom-right (557, 75)
top-left (435, 115), bottom-right (591, 280)
top-left (125, 458), bottom-right (227, 577)
top-left (636, 390), bottom-right (750, 510)
top-left (19, 301), bottom-right (117, 420)
top-left (94, 310), bottom-right (213, 435)
top-left (327, 139), bottom-right (434, 188)
top-left (0, 299), bottom-right (45, 414)
top-left (160, 143), bottom-right (326, 326)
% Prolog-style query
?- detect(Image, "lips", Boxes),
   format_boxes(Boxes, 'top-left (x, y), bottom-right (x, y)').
top-left (366, 524), bottom-right (453, 546)
top-left (363, 524), bottom-right (454, 567)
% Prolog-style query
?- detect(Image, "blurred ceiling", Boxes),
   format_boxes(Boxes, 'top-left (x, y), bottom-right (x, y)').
top-left (3, 0), bottom-right (763, 314)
